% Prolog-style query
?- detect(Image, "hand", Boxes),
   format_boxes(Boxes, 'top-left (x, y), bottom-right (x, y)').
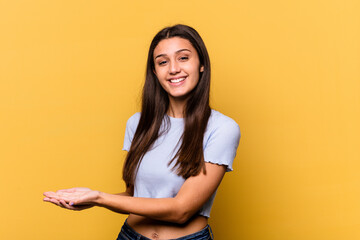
top-left (43, 187), bottom-right (100, 211)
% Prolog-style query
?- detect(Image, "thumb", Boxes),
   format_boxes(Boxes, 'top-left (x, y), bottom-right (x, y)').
top-left (69, 198), bottom-right (83, 206)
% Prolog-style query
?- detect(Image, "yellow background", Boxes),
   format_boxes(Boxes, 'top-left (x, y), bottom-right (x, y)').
top-left (1, 0), bottom-right (359, 239)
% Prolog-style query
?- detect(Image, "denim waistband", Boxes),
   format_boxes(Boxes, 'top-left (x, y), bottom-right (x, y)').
top-left (117, 219), bottom-right (214, 240)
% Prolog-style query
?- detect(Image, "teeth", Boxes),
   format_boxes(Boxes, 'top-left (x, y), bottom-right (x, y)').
top-left (170, 77), bottom-right (185, 83)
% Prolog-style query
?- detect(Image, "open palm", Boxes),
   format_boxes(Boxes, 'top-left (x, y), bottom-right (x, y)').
top-left (43, 187), bottom-right (99, 210)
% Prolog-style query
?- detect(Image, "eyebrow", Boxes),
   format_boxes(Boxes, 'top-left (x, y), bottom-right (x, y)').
top-left (155, 49), bottom-right (191, 59)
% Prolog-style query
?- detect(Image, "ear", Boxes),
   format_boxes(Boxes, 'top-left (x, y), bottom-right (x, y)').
top-left (200, 65), bottom-right (204, 72)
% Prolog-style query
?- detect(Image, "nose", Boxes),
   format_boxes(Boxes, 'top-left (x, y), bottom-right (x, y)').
top-left (169, 60), bottom-right (180, 74)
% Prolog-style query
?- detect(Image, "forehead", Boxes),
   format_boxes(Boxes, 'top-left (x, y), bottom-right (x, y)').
top-left (153, 37), bottom-right (195, 56)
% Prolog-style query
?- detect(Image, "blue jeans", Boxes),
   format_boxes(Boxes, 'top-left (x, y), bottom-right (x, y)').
top-left (116, 220), bottom-right (214, 240)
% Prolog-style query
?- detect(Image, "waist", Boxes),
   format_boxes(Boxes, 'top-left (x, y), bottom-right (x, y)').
top-left (126, 214), bottom-right (208, 239)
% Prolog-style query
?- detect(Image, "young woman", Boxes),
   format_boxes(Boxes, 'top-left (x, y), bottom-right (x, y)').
top-left (43, 24), bottom-right (241, 240)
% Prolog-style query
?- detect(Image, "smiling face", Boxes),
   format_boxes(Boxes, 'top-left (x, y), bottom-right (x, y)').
top-left (153, 37), bottom-right (204, 104)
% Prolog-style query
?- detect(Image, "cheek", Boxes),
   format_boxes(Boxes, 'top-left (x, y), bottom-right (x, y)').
top-left (154, 68), bottom-right (167, 80)
top-left (155, 74), bottom-right (168, 89)
top-left (188, 66), bottom-right (200, 82)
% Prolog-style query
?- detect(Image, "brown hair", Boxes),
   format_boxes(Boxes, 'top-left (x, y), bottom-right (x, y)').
top-left (122, 24), bottom-right (211, 191)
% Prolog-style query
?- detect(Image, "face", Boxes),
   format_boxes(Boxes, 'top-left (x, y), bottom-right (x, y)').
top-left (153, 37), bottom-right (204, 103)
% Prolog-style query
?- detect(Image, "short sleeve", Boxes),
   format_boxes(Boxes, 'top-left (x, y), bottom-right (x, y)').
top-left (122, 113), bottom-right (141, 151)
top-left (203, 119), bottom-right (241, 172)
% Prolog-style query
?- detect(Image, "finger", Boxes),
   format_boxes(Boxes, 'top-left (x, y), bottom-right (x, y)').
top-left (59, 199), bottom-right (81, 210)
top-left (55, 192), bottom-right (72, 198)
top-left (48, 198), bottom-right (63, 208)
top-left (59, 199), bottom-right (70, 208)
top-left (69, 196), bottom-right (90, 206)
top-left (44, 192), bottom-right (69, 203)
top-left (43, 191), bottom-right (57, 198)
top-left (57, 188), bottom-right (76, 193)
top-left (57, 195), bottom-right (75, 202)
top-left (57, 191), bottom-right (84, 198)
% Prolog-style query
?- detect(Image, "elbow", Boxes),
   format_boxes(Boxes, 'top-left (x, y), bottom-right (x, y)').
top-left (172, 209), bottom-right (193, 225)
top-left (174, 214), bottom-right (188, 225)
top-left (167, 198), bottom-right (196, 224)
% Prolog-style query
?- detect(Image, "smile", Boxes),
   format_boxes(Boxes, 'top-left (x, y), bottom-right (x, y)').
top-left (169, 77), bottom-right (186, 83)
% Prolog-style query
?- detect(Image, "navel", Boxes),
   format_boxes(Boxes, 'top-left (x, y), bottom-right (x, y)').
top-left (151, 232), bottom-right (159, 239)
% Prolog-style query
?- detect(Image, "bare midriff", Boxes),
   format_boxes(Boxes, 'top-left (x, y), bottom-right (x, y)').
top-left (127, 214), bottom-right (208, 239)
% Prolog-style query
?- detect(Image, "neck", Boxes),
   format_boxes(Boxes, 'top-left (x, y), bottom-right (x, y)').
top-left (167, 97), bottom-right (188, 118)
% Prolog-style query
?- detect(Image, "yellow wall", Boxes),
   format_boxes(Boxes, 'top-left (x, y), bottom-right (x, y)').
top-left (1, 0), bottom-right (359, 239)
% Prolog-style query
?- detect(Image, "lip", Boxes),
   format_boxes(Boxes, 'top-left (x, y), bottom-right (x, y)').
top-left (167, 76), bottom-right (187, 86)
top-left (167, 76), bottom-right (187, 81)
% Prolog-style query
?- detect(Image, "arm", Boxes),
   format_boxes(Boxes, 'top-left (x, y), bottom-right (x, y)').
top-left (44, 113), bottom-right (240, 222)
top-left (94, 118), bottom-right (240, 223)
top-left (97, 162), bottom-right (226, 224)
top-left (44, 162), bottom-right (226, 224)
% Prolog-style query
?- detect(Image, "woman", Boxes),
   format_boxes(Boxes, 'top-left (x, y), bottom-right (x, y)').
top-left (43, 24), bottom-right (241, 240)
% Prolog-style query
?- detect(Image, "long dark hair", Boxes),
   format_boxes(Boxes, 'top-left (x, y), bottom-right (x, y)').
top-left (123, 24), bottom-right (211, 190)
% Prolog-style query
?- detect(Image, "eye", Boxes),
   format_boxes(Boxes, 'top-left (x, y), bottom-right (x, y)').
top-left (179, 56), bottom-right (189, 61)
top-left (158, 60), bottom-right (167, 65)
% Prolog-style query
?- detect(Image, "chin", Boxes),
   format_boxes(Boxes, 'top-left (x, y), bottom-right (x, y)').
top-left (169, 93), bottom-right (191, 100)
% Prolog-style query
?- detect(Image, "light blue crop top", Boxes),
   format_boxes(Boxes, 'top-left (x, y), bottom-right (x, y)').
top-left (122, 109), bottom-right (241, 218)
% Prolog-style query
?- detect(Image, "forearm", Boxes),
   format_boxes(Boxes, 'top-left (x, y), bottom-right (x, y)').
top-left (45, 164), bottom-right (224, 223)
top-left (99, 191), bottom-right (132, 214)
top-left (96, 192), bottom-right (188, 224)
top-left (93, 164), bottom-right (225, 223)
